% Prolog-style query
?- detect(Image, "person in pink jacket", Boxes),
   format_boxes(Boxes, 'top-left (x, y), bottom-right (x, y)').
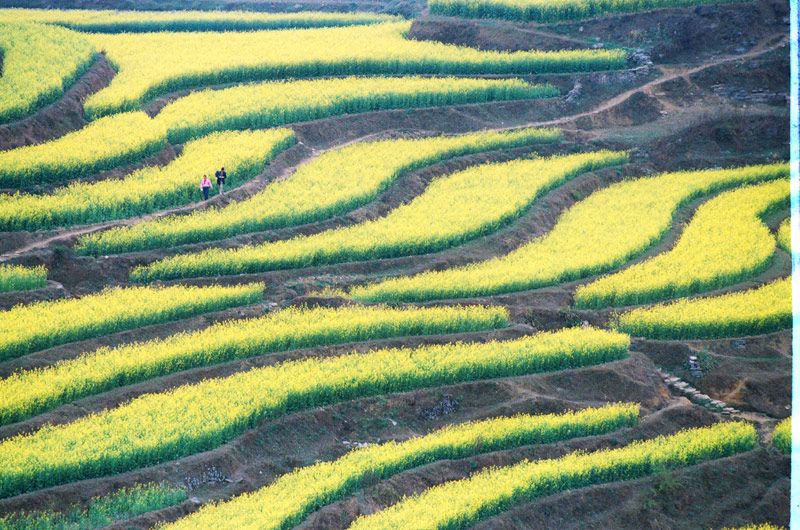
top-left (200, 175), bottom-right (212, 200)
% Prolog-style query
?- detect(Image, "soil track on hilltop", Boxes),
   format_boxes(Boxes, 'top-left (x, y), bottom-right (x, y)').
top-left (0, 1), bottom-right (790, 526)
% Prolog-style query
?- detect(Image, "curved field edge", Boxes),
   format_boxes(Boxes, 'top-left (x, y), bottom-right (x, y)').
top-left (613, 276), bottom-right (790, 340)
top-left (0, 304), bottom-right (508, 426)
top-left (129, 149), bottom-right (627, 282)
top-left (77, 127), bottom-right (560, 256)
top-left (0, 327), bottom-right (629, 499)
top-left (0, 23), bottom-right (96, 124)
top-left (0, 283), bottom-right (264, 361)
top-left (347, 163), bottom-right (789, 303)
top-left (346, 421), bottom-right (757, 530)
top-left (162, 404), bottom-right (639, 530)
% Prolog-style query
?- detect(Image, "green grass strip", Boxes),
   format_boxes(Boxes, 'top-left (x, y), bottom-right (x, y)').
top-left (0, 265), bottom-right (46, 293)
top-left (162, 404), bottom-right (639, 530)
top-left (0, 23), bottom-right (96, 123)
top-left (613, 277), bottom-right (791, 340)
top-left (0, 327), bottom-right (629, 499)
top-left (0, 304), bottom-right (508, 425)
top-left (78, 127), bottom-right (559, 256)
top-left (428, 0), bottom-right (748, 23)
top-left (0, 483), bottom-right (186, 530)
top-left (349, 163), bottom-right (788, 303)
top-left (0, 282), bottom-right (264, 361)
top-left (0, 129), bottom-right (295, 231)
top-left (575, 179), bottom-right (790, 308)
top-left (132, 149), bottom-right (626, 282)
top-left (347, 421), bottom-right (757, 530)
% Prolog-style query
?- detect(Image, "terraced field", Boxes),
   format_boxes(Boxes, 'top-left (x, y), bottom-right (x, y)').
top-left (0, 1), bottom-right (790, 529)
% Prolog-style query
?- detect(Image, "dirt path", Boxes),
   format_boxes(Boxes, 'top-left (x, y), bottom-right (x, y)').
top-left (499, 32), bottom-right (789, 131)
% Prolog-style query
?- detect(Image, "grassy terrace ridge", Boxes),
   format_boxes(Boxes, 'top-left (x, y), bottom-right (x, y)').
top-left (347, 422), bottom-right (757, 530)
top-left (574, 179), bottom-right (790, 308)
top-left (0, 304), bottom-right (508, 425)
top-left (0, 129), bottom-right (295, 231)
top-left (131, 150), bottom-right (627, 282)
top-left (0, 112), bottom-right (165, 188)
top-left (0, 483), bottom-right (186, 530)
top-left (0, 327), bottom-right (629, 499)
top-left (82, 22), bottom-right (624, 118)
top-left (613, 277), bottom-right (791, 340)
top-left (162, 404), bottom-right (639, 530)
top-left (0, 22), bottom-right (96, 124)
top-left (0, 283), bottom-right (264, 361)
top-left (348, 163), bottom-right (789, 303)
top-left (78, 127), bottom-right (560, 256)
top-left (0, 8), bottom-right (399, 32)
top-left (0, 265), bottom-right (46, 294)
top-left (130, 149), bottom-right (624, 280)
top-left (428, 0), bottom-right (748, 22)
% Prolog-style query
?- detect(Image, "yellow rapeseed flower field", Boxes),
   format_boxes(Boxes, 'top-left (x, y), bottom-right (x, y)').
top-left (347, 422), bottom-right (756, 530)
top-left (773, 417), bottom-right (791, 454)
top-left (79, 128), bottom-right (560, 256)
top-left (132, 150), bottom-right (627, 281)
top-left (0, 304), bottom-right (508, 425)
top-left (0, 282), bottom-right (264, 361)
top-left (613, 277), bottom-right (791, 339)
top-left (0, 129), bottom-right (295, 230)
top-left (575, 179), bottom-right (789, 308)
top-left (429, 0), bottom-right (747, 23)
top-left (0, 264), bottom-right (47, 293)
top-left (162, 404), bottom-right (639, 530)
top-left (82, 22), bottom-right (624, 117)
top-left (0, 111), bottom-right (166, 187)
top-left (0, 8), bottom-right (397, 32)
top-left (0, 327), bottom-right (629, 498)
top-left (349, 163), bottom-right (788, 302)
top-left (0, 23), bottom-right (96, 122)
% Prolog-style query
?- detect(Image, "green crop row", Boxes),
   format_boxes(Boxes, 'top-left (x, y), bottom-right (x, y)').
top-left (0, 265), bottom-right (46, 293)
top-left (0, 327), bottom-right (629, 499)
top-left (0, 483), bottom-right (186, 530)
top-left (614, 277), bottom-right (791, 340)
top-left (0, 112), bottom-right (166, 188)
top-left (348, 163), bottom-right (789, 302)
top-left (131, 150), bottom-right (626, 282)
top-left (348, 421), bottom-right (757, 530)
top-left (0, 283), bottom-right (264, 361)
top-left (574, 179), bottom-right (789, 308)
top-left (0, 8), bottom-right (398, 33)
top-left (77, 127), bottom-right (559, 256)
top-left (0, 129), bottom-right (295, 231)
top-left (162, 404), bottom-right (639, 530)
top-left (0, 23), bottom-right (96, 124)
top-left (4, 77), bottom-right (555, 190)
top-left (0, 304), bottom-right (508, 425)
top-left (82, 21), bottom-right (623, 118)
top-left (773, 417), bottom-right (791, 454)
top-left (428, 0), bottom-right (746, 23)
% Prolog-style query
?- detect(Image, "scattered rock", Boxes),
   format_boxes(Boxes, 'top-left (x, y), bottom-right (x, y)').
top-left (419, 394), bottom-right (460, 420)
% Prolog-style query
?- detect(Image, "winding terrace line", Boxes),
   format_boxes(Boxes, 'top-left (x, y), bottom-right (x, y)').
top-left (0, 33), bottom-right (787, 263)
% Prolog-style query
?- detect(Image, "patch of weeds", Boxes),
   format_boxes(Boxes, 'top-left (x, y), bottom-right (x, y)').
top-left (558, 307), bottom-right (584, 327)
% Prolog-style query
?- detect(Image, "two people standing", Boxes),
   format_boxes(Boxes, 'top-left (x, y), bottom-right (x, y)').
top-left (200, 167), bottom-right (227, 201)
